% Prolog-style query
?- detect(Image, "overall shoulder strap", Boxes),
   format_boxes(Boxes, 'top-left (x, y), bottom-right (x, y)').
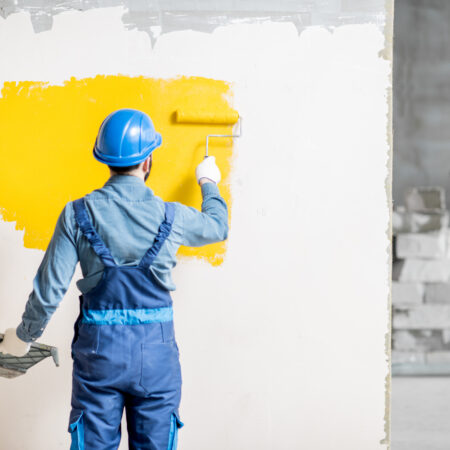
top-left (139, 202), bottom-right (175, 269)
top-left (73, 198), bottom-right (116, 267)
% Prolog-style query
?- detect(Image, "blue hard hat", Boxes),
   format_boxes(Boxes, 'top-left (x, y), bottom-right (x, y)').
top-left (93, 109), bottom-right (162, 167)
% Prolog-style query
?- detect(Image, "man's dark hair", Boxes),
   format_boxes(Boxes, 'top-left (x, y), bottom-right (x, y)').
top-left (108, 163), bottom-right (140, 173)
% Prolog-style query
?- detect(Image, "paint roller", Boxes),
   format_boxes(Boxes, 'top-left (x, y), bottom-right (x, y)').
top-left (0, 333), bottom-right (59, 378)
top-left (174, 109), bottom-right (242, 157)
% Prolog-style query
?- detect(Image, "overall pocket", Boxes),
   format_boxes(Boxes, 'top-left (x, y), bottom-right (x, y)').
top-left (140, 341), bottom-right (182, 395)
top-left (167, 412), bottom-right (184, 450)
top-left (71, 324), bottom-right (99, 356)
top-left (68, 410), bottom-right (85, 450)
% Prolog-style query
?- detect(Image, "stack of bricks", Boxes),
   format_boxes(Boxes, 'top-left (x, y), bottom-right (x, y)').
top-left (392, 187), bottom-right (450, 375)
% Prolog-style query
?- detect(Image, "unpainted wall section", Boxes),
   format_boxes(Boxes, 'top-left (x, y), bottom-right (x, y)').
top-left (0, 1), bottom-right (392, 449)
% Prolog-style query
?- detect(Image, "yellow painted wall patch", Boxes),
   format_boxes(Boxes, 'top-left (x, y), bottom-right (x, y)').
top-left (0, 76), bottom-right (235, 265)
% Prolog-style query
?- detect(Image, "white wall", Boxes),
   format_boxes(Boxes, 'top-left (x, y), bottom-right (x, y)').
top-left (0, 7), bottom-right (391, 449)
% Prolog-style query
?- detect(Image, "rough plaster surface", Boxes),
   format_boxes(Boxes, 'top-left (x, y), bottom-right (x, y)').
top-left (0, 0), bottom-right (386, 36)
top-left (0, 6), bottom-right (391, 449)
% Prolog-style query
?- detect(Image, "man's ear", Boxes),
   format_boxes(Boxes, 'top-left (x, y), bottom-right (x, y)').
top-left (142, 156), bottom-right (151, 172)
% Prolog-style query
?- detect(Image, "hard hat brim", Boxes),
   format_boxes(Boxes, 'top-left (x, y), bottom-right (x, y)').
top-left (93, 133), bottom-right (162, 167)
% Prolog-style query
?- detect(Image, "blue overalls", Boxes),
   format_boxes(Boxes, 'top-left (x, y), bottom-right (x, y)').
top-left (68, 198), bottom-right (184, 450)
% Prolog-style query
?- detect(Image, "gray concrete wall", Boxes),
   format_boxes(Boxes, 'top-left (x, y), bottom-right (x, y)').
top-left (394, 0), bottom-right (450, 209)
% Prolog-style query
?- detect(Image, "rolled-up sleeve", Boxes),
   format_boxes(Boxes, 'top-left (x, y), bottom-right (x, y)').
top-left (16, 203), bottom-right (79, 342)
top-left (179, 183), bottom-right (229, 247)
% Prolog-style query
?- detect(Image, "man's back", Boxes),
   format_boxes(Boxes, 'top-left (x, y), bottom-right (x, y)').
top-left (16, 174), bottom-right (228, 343)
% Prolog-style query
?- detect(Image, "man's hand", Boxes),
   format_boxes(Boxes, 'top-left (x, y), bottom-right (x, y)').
top-left (196, 156), bottom-right (221, 185)
top-left (0, 328), bottom-right (31, 356)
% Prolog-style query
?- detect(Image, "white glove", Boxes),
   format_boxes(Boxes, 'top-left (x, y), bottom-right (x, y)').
top-left (0, 328), bottom-right (31, 357)
top-left (195, 156), bottom-right (221, 184)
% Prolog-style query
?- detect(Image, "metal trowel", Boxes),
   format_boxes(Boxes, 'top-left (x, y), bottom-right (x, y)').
top-left (0, 333), bottom-right (59, 379)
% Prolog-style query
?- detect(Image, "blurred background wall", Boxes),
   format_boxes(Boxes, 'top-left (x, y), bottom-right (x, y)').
top-left (394, 0), bottom-right (450, 209)
top-left (392, 1), bottom-right (450, 448)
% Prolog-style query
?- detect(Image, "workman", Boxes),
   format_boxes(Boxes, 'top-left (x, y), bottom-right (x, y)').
top-left (0, 109), bottom-right (228, 449)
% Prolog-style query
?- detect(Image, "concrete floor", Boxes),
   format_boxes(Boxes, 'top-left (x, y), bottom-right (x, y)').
top-left (391, 377), bottom-right (450, 450)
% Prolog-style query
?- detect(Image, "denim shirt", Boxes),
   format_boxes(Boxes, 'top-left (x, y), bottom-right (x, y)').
top-left (16, 175), bottom-right (228, 342)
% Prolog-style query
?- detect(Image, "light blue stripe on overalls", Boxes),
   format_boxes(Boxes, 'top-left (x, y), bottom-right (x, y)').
top-left (81, 306), bottom-right (173, 325)
top-left (69, 412), bottom-right (85, 450)
top-left (167, 413), bottom-right (184, 449)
